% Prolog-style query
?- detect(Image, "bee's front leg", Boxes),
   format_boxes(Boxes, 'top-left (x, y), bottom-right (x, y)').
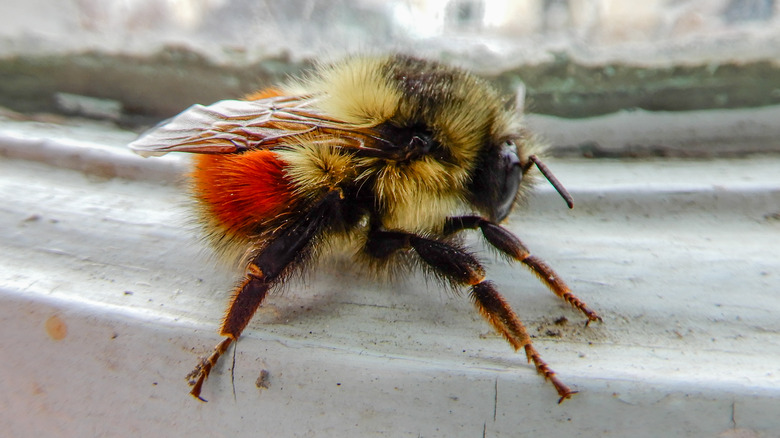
top-left (364, 229), bottom-right (577, 403)
top-left (444, 216), bottom-right (601, 325)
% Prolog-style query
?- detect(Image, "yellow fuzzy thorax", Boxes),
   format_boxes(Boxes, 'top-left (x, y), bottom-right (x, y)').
top-left (278, 55), bottom-right (523, 232)
top-left (293, 55), bottom-right (515, 166)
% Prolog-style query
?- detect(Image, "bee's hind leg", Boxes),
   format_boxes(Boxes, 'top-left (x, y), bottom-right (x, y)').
top-left (187, 337), bottom-right (235, 401)
top-left (188, 190), bottom-right (343, 401)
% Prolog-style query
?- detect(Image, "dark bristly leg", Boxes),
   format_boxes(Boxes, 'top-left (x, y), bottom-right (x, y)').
top-left (365, 229), bottom-right (577, 402)
top-left (186, 272), bottom-right (269, 401)
top-left (187, 190), bottom-right (342, 401)
top-left (471, 281), bottom-right (576, 403)
top-left (187, 337), bottom-right (234, 401)
top-left (444, 216), bottom-right (602, 324)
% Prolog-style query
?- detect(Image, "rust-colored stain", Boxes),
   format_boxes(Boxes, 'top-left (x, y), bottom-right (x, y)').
top-left (45, 315), bottom-right (68, 340)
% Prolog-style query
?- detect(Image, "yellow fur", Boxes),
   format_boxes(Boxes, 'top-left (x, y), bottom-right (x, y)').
top-left (413, 78), bottom-right (502, 166)
top-left (275, 141), bottom-right (357, 198)
top-left (357, 156), bottom-right (467, 233)
top-left (277, 55), bottom-right (527, 233)
top-left (286, 56), bottom-right (401, 126)
top-left (276, 144), bottom-right (468, 234)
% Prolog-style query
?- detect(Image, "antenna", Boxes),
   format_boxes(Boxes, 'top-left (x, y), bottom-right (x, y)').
top-left (528, 155), bottom-right (574, 209)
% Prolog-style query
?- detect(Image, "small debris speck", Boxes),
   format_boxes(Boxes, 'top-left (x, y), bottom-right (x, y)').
top-left (255, 369), bottom-right (270, 390)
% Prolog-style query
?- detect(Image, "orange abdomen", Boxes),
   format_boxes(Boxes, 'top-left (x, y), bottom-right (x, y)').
top-left (191, 150), bottom-right (295, 236)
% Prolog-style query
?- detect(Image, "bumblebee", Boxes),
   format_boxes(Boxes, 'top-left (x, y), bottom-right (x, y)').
top-left (130, 54), bottom-right (601, 403)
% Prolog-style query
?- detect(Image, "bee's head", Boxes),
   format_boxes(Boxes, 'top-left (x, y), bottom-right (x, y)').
top-left (468, 133), bottom-right (574, 222)
top-left (469, 138), bottom-right (524, 222)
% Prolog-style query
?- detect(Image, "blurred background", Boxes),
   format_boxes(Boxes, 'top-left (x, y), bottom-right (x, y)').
top-left (1, 0), bottom-right (779, 156)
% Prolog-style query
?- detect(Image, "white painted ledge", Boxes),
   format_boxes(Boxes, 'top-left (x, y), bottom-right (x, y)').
top-left (1, 116), bottom-right (779, 437)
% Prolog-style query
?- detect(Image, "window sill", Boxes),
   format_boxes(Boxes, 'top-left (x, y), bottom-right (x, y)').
top-left (1, 115), bottom-right (779, 437)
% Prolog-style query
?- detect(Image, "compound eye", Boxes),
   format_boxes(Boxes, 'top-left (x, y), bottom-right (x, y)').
top-left (494, 140), bottom-right (522, 222)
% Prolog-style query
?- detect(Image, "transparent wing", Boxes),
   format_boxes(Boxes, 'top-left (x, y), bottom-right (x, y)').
top-left (128, 95), bottom-right (395, 158)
